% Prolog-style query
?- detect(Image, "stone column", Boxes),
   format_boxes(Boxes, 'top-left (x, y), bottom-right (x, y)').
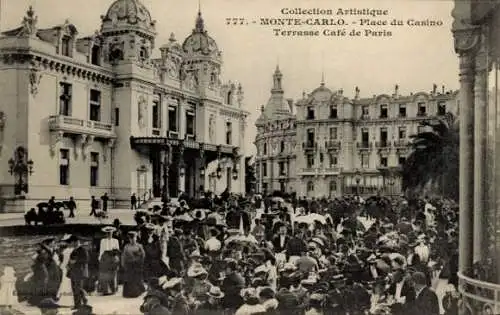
top-left (454, 26), bottom-right (480, 273)
top-left (473, 35), bottom-right (488, 263)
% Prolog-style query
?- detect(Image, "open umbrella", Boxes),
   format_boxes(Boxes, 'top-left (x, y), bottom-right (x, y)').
top-left (174, 213), bottom-right (194, 222)
top-left (37, 202), bottom-right (49, 208)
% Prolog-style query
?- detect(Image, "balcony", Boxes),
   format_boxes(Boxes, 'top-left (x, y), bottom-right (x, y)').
top-left (376, 141), bottom-right (390, 148)
top-left (356, 142), bottom-right (372, 150)
top-left (325, 140), bottom-right (341, 150)
top-left (48, 115), bottom-right (115, 139)
top-left (302, 141), bottom-right (316, 151)
top-left (299, 168), bottom-right (316, 176)
top-left (324, 167), bottom-right (341, 174)
top-left (458, 271), bottom-right (500, 314)
top-left (393, 139), bottom-right (409, 147)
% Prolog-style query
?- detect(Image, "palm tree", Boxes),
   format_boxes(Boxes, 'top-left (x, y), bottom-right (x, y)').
top-left (402, 112), bottom-right (459, 201)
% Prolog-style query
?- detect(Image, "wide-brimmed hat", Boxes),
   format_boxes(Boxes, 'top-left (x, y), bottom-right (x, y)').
top-left (190, 250), bottom-right (201, 258)
top-left (144, 223), bottom-right (156, 230)
top-left (162, 277), bottom-right (182, 289)
top-left (127, 231), bottom-right (139, 237)
top-left (60, 234), bottom-right (73, 242)
top-left (187, 265), bottom-right (208, 278)
top-left (254, 265), bottom-right (268, 275)
top-left (207, 286), bottom-right (225, 298)
top-left (309, 238), bottom-right (325, 249)
top-left (102, 226), bottom-right (116, 233)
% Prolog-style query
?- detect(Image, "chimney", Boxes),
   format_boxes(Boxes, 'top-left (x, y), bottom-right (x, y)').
top-left (432, 83), bottom-right (437, 95)
top-left (355, 86), bottom-right (360, 99)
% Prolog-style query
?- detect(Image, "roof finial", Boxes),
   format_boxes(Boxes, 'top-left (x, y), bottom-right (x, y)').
top-left (195, 0), bottom-right (204, 32)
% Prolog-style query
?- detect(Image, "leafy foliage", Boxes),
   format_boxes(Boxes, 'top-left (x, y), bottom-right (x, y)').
top-left (402, 112), bottom-right (459, 201)
top-left (245, 156), bottom-right (256, 194)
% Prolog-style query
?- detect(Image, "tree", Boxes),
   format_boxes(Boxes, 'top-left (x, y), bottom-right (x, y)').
top-left (402, 112), bottom-right (459, 201)
top-left (244, 156), bottom-right (256, 194)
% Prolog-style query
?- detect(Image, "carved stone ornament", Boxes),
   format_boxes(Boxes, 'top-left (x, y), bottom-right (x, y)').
top-left (82, 135), bottom-right (94, 159)
top-left (74, 134), bottom-right (87, 159)
top-left (50, 131), bottom-right (64, 156)
top-left (138, 96), bottom-right (147, 129)
top-left (102, 138), bottom-right (116, 162)
top-left (453, 26), bottom-right (480, 56)
top-left (29, 61), bottom-right (43, 96)
top-left (18, 6), bottom-right (38, 38)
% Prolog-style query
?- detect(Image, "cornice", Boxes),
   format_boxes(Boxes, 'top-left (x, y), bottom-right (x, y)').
top-left (1, 50), bottom-right (114, 84)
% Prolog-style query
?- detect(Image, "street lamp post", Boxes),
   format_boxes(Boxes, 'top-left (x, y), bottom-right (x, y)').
top-left (161, 145), bottom-right (170, 204)
top-left (8, 146), bottom-right (34, 195)
top-left (354, 170), bottom-right (362, 197)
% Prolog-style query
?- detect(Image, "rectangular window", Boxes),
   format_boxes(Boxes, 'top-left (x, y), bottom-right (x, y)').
top-left (380, 157), bottom-right (388, 167)
top-left (361, 154), bottom-right (369, 168)
top-left (186, 111), bottom-right (195, 136)
top-left (418, 102), bottom-right (427, 116)
top-left (399, 104), bottom-right (406, 117)
top-left (329, 127), bottom-right (337, 140)
top-left (168, 106), bottom-right (177, 132)
top-left (280, 141), bottom-right (285, 153)
top-left (380, 104), bottom-right (388, 118)
top-left (59, 149), bottom-right (69, 185)
top-left (330, 105), bottom-right (338, 118)
top-left (399, 156), bottom-right (406, 165)
top-left (362, 105), bottom-right (369, 116)
top-left (279, 161), bottom-right (285, 176)
top-left (263, 143), bottom-right (267, 155)
top-left (438, 101), bottom-right (446, 115)
top-left (398, 126), bottom-right (406, 139)
top-left (329, 154), bottom-right (337, 167)
top-left (280, 181), bottom-right (285, 192)
top-left (380, 127), bottom-right (388, 146)
top-left (89, 90), bottom-right (101, 121)
top-left (307, 154), bottom-right (314, 168)
top-left (262, 162), bottom-right (267, 177)
top-left (307, 106), bottom-right (315, 120)
top-left (152, 98), bottom-right (160, 129)
top-left (361, 128), bottom-right (369, 146)
top-left (114, 108), bottom-right (120, 126)
top-left (91, 45), bottom-right (100, 65)
top-left (90, 152), bottom-right (99, 187)
top-left (61, 36), bottom-right (71, 57)
top-left (59, 82), bottom-right (72, 116)
top-left (306, 128), bottom-right (315, 147)
top-left (225, 122), bottom-right (232, 145)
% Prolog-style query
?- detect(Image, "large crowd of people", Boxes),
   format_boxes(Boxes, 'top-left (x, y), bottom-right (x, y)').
top-left (22, 192), bottom-right (460, 315)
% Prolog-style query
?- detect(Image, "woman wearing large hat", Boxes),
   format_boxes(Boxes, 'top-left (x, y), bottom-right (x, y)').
top-left (195, 286), bottom-right (225, 315)
top-left (98, 226), bottom-right (120, 295)
top-left (121, 231), bottom-right (145, 298)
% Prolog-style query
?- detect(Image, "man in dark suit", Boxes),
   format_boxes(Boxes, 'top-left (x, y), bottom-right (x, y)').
top-left (272, 222), bottom-right (289, 253)
top-left (67, 235), bottom-right (89, 309)
top-left (407, 271), bottom-right (439, 315)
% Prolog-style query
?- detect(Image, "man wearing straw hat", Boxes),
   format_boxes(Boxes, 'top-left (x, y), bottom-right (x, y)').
top-left (98, 226), bottom-right (120, 295)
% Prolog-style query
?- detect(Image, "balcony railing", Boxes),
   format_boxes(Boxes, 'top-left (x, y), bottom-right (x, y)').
top-left (324, 167), bottom-right (340, 173)
top-left (356, 142), bottom-right (372, 149)
top-left (458, 271), bottom-right (500, 314)
top-left (48, 115), bottom-right (115, 138)
top-left (325, 140), bottom-right (341, 149)
top-left (302, 141), bottom-right (316, 150)
top-left (376, 141), bottom-right (390, 148)
top-left (394, 139), bottom-right (409, 147)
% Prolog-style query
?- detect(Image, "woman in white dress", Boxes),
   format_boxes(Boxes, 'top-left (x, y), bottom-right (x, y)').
top-left (57, 235), bottom-right (74, 306)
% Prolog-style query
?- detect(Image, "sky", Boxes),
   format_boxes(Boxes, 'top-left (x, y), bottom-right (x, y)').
top-left (2, 0), bottom-right (459, 156)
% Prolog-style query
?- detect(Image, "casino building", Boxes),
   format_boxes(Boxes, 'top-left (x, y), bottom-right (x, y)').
top-left (0, 0), bottom-right (249, 212)
top-left (254, 67), bottom-right (458, 198)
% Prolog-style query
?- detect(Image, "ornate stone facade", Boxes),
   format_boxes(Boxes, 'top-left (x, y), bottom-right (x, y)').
top-left (254, 68), bottom-right (458, 198)
top-left (0, 0), bottom-right (248, 212)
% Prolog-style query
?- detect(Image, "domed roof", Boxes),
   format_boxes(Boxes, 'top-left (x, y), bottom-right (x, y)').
top-left (101, 0), bottom-right (155, 35)
top-left (182, 12), bottom-right (219, 57)
top-left (309, 83), bottom-right (334, 103)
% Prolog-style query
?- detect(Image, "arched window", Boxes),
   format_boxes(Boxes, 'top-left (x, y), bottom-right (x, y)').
top-left (227, 91), bottom-right (232, 105)
top-left (139, 46), bottom-right (148, 61)
top-left (91, 45), bottom-right (101, 65)
top-left (109, 48), bottom-right (123, 64)
top-left (307, 181), bottom-right (314, 192)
